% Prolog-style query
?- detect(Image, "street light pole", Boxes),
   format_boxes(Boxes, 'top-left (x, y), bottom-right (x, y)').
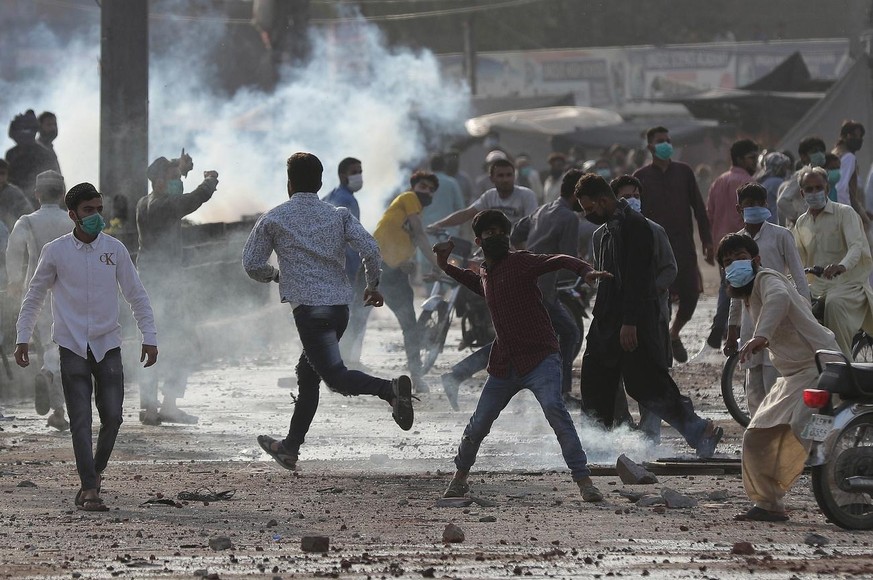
top-left (100, 0), bottom-right (149, 232)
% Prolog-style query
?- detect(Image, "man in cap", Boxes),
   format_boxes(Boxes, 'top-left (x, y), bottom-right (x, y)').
top-left (136, 151), bottom-right (219, 425)
top-left (7, 170), bottom-right (72, 430)
top-left (475, 150), bottom-right (508, 194)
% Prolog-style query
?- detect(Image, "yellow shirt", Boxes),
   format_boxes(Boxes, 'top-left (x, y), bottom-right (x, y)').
top-left (373, 191), bottom-right (423, 268)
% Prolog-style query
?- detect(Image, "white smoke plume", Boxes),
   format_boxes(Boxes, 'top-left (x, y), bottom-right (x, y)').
top-left (2, 7), bottom-right (470, 230)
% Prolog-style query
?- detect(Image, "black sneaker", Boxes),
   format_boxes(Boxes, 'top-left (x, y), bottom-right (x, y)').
top-left (34, 371), bottom-right (51, 416)
top-left (696, 420), bottom-right (724, 458)
top-left (391, 375), bottom-right (414, 430)
top-left (671, 337), bottom-right (688, 363)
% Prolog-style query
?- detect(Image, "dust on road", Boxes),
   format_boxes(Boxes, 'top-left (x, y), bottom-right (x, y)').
top-left (2, 296), bottom-right (871, 579)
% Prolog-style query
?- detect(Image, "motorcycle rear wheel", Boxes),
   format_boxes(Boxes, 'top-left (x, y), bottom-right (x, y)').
top-left (811, 413), bottom-right (873, 529)
top-left (418, 302), bottom-right (450, 374)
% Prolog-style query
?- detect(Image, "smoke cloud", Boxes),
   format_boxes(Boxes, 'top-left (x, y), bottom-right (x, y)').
top-left (2, 7), bottom-right (470, 230)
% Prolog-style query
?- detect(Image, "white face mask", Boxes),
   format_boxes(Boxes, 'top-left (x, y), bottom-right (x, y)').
top-left (347, 173), bottom-right (363, 192)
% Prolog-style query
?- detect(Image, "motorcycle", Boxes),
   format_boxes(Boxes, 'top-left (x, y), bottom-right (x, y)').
top-left (417, 232), bottom-right (494, 374)
top-left (720, 265), bottom-right (873, 428)
top-left (803, 349), bottom-right (873, 529)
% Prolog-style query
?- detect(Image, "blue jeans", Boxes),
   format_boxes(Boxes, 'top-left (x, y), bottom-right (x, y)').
top-left (546, 300), bottom-right (580, 394)
top-left (380, 265), bottom-right (423, 378)
top-left (454, 354), bottom-right (591, 480)
top-left (285, 305), bottom-right (393, 450)
top-left (60, 346), bottom-right (125, 491)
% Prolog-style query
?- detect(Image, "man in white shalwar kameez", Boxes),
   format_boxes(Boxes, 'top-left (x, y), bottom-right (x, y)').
top-left (724, 182), bottom-right (810, 418)
top-left (717, 233), bottom-right (839, 522)
top-left (792, 167), bottom-right (873, 357)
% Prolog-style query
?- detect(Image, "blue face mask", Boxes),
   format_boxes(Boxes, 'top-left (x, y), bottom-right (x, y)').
top-left (809, 151), bottom-right (826, 167)
top-left (168, 178), bottom-right (184, 196)
top-left (742, 206), bottom-right (771, 224)
top-left (625, 197), bottom-right (642, 213)
top-left (804, 190), bottom-right (827, 210)
top-left (653, 142), bottom-right (673, 160)
top-left (596, 168), bottom-right (612, 179)
top-left (725, 259), bottom-right (755, 288)
top-left (827, 169), bottom-right (841, 187)
top-left (78, 212), bottom-right (105, 236)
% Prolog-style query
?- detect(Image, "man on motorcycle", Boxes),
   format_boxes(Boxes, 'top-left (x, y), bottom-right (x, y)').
top-left (717, 233), bottom-right (839, 522)
top-left (793, 166), bottom-right (873, 356)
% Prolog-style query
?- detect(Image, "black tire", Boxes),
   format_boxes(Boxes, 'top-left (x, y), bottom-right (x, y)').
top-left (811, 412), bottom-right (873, 529)
top-left (720, 353), bottom-right (751, 428)
top-left (852, 332), bottom-right (873, 362)
top-left (418, 301), bottom-right (450, 374)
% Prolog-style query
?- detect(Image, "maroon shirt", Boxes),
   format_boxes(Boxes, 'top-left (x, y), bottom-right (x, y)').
top-left (445, 251), bottom-right (592, 378)
top-left (633, 161), bottom-right (712, 263)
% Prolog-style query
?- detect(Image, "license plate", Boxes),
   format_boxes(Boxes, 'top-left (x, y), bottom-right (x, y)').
top-left (802, 414), bottom-right (834, 441)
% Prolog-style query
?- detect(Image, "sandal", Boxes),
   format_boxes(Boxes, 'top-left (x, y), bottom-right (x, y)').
top-left (734, 506), bottom-right (789, 522)
top-left (257, 435), bottom-right (298, 470)
top-left (75, 489), bottom-right (109, 512)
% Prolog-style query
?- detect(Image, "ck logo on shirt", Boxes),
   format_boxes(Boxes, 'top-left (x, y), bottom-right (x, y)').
top-left (99, 252), bottom-right (116, 266)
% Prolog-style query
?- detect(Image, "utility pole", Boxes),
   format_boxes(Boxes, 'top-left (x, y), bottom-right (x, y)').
top-left (463, 2), bottom-right (477, 95)
top-left (100, 0), bottom-right (149, 231)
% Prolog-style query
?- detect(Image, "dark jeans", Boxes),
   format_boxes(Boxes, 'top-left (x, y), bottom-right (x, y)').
top-left (449, 300), bottom-right (580, 393)
top-left (580, 344), bottom-right (707, 450)
top-left (546, 300), bottom-right (580, 394)
top-left (380, 265), bottom-right (423, 378)
top-left (455, 354), bottom-right (591, 480)
top-left (60, 346), bottom-right (124, 491)
top-left (339, 267), bottom-right (371, 365)
top-left (613, 383), bottom-right (661, 444)
top-left (284, 305), bottom-right (393, 451)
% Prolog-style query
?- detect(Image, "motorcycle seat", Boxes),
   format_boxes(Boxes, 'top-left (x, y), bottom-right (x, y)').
top-left (818, 361), bottom-right (873, 398)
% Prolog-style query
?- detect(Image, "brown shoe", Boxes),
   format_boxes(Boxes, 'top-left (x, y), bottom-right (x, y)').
top-left (577, 478), bottom-right (603, 502)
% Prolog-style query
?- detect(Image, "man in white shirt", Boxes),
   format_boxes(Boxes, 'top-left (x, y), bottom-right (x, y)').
top-left (428, 158), bottom-right (538, 235)
top-left (833, 121), bottom-right (865, 214)
top-left (723, 182), bottom-right (809, 417)
top-left (14, 182), bottom-right (158, 512)
top-left (6, 170), bottom-right (72, 430)
top-left (243, 152), bottom-right (415, 473)
top-left (793, 167), bottom-right (873, 356)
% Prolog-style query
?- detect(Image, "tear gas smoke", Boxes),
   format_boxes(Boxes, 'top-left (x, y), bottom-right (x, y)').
top-left (3, 11), bottom-right (469, 230)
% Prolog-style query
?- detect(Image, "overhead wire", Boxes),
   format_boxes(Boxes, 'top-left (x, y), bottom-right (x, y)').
top-left (29, 0), bottom-right (543, 24)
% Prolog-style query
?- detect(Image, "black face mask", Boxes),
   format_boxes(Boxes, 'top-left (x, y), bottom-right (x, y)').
top-left (416, 192), bottom-right (433, 207)
top-left (481, 234), bottom-right (510, 260)
top-left (585, 210), bottom-right (608, 226)
top-left (847, 137), bottom-right (864, 152)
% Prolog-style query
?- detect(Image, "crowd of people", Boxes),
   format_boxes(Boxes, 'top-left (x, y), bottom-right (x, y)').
top-left (3, 105), bottom-right (873, 522)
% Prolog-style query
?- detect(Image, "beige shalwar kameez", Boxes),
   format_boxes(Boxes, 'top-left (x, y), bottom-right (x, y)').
top-left (728, 221), bottom-right (810, 416)
top-left (793, 200), bottom-right (873, 356)
top-left (742, 269), bottom-right (840, 513)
